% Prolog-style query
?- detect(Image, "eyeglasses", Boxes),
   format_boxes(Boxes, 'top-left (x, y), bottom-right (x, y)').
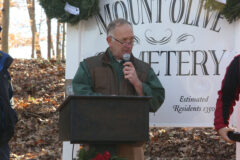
top-left (111, 36), bottom-right (136, 46)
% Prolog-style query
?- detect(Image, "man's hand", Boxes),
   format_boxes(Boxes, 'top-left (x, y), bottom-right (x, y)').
top-left (123, 62), bottom-right (143, 96)
top-left (218, 127), bottom-right (235, 143)
top-left (123, 62), bottom-right (139, 84)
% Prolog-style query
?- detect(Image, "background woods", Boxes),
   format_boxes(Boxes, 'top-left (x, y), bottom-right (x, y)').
top-left (0, 0), bottom-right (66, 60)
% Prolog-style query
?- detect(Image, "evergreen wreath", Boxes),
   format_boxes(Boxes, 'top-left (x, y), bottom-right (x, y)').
top-left (204, 0), bottom-right (225, 11)
top-left (222, 0), bottom-right (240, 23)
top-left (205, 0), bottom-right (240, 23)
top-left (77, 148), bottom-right (127, 160)
top-left (39, 0), bottom-right (99, 24)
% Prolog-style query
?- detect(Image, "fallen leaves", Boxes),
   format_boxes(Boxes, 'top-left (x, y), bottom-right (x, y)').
top-left (145, 127), bottom-right (236, 160)
top-left (7, 59), bottom-right (236, 160)
top-left (9, 59), bottom-right (65, 160)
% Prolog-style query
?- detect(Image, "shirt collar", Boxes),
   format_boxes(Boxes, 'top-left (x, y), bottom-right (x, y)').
top-left (107, 48), bottom-right (123, 64)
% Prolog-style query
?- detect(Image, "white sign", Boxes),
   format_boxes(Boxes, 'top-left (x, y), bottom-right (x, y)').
top-left (66, 0), bottom-right (240, 127)
top-left (63, 1), bottom-right (240, 159)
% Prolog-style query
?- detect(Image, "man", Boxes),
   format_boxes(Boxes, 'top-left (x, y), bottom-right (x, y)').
top-left (0, 26), bottom-right (18, 160)
top-left (0, 51), bottom-right (17, 159)
top-left (214, 55), bottom-right (240, 143)
top-left (72, 18), bottom-right (165, 159)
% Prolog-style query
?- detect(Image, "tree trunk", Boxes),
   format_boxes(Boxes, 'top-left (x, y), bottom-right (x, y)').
top-left (2, 0), bottom-right (10, 53)
top-left (51, 38), bottom-right (55, 58)
top-left (56, 20), bottom-right (60, 60)
top-left (26, 0), bottom-right (42, 58)
top-left (61, 23), bottom-right (66, 61)
top-left (47, 17), bottom-right (51, 60)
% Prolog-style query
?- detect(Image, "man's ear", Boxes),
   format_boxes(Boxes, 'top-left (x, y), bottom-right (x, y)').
top-left (106, 36), bottom-right (112, 46)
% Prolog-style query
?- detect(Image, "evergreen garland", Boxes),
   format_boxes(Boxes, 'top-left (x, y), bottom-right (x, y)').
top-left (204, 0), bottom-right (225, 11)
top-left (39, 0), bottom-right (99, 24)
top-left (221, 0), bottom-right (240, 23)
top-left (39, 0), bottom-right (240, 24)
top-left (205, 0), bottom-right (240, 23)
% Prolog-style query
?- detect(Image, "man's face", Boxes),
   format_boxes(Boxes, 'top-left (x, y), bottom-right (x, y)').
top-left (107, 24), bottom-right (134, 60)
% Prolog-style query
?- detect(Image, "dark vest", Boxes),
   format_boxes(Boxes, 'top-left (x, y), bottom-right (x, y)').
top-left (85, 51), bottom-right (150, 95)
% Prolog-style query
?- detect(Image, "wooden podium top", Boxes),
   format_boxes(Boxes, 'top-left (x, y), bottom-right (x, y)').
top-left (59, 95), bottom-right (152, 110)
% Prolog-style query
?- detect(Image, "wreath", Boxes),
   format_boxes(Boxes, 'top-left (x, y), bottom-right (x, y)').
top-left (39, 0), bottom-right (99, 24)
top-left (205, 0), bottom-right (240, 23)
top-left (77, 148), bottom-right (127, 160)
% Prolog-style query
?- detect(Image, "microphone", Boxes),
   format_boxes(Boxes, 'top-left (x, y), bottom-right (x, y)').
top-left (122, 53), bottom-right (131, 80)
top-left (227, 131), bottom-right (240, 142)
top-left (123, 53), bottom-right (130, 62)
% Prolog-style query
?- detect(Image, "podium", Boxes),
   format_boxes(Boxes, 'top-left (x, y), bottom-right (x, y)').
top-left (59, 95), bottom-right (151, 156)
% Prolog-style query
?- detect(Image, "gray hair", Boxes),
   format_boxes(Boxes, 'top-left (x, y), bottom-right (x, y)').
top-left (107, 19), bottom-right (132, 36)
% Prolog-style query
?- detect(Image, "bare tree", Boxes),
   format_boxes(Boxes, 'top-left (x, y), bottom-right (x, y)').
top-left (26, 0), bottom-right (41, 58)
top-left (47, 17), bottom-right (51, 60)
top-left (61, 23), bottom-right (66, 61)
top-left (2, 0), bottom-right (10, 53)
top-left (51, 37), bottom-right (55, 58)
top-left (56, 20), bottom-right (60, 60)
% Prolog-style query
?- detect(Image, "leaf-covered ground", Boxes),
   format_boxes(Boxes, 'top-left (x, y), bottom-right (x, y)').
top-left (145, 128), bottom-right (235, 160)
top-left (8, 59), bottom-right (235, 160)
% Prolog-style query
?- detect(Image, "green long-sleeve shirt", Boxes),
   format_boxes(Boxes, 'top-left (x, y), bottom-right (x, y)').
top-left (72, 51), bottom-right (165, 112)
